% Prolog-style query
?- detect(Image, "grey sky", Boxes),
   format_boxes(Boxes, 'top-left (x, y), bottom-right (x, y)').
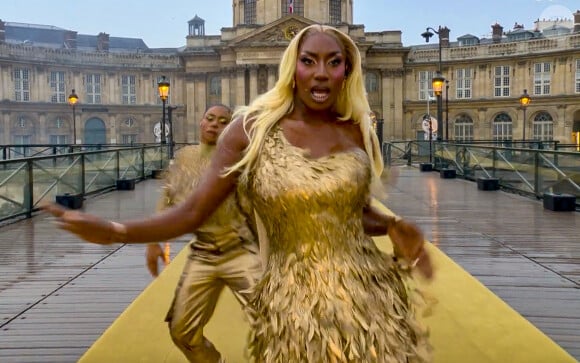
top-left (1, 0), bottom-right (577, 48)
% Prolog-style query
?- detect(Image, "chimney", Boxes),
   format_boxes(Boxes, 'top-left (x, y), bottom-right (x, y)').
top-left (574, 10), bottom-right (580, 33)
top-left (97, 32), bottom-right (110, 52)
top-left (439, 26), bottom-right (450, 48)
top-left (492, 23), bottom-right (503, 43)
top-left (64, 30), bottom-right (77, 49)
top-left (0, 20), bottom-right (5, 43)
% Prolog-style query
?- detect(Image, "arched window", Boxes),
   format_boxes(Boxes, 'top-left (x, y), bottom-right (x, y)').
top-left (244, 0), bottom-right (257, 24)
top-left (281, 0), bottom-right (304, 16)
top-left (492, 113), bottom-right (512, 141)
top-left (329, 0), bottom-right (341, 24)
top-left (532, 112), bottom-right (553, 141)
top-left (365, 72), bottom-right (378, 93)
top-left (454, 114), bottom-right (474, 141)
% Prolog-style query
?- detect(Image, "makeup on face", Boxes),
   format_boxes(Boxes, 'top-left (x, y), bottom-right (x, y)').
top-left (200, 106), bottom-right (231, 144)
top-left (294, 32), bottom-right (347, 111)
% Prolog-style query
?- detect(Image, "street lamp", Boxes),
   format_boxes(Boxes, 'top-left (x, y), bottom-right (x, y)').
top-left (519, 89), bottom-right (531, 142)
top-left (68, 89), bottom-right (78, 145)
top-left (157, 76), bottom-right (170, 145)
top-left (167, 105), bottom-right (178, 159)
top-left (445, 80), bottom-right (449, 141)
top-left (422, 26), bottom-right (446, 142)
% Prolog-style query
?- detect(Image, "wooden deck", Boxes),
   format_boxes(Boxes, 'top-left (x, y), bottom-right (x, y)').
top-left (0, 167), bottom-right (578, 362)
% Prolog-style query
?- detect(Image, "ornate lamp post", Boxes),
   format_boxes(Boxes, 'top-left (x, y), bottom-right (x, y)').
top-left (445, 80), bottom-right (450, 141)
top-left (167, 105), bottom-right (178, 159)
top-left (432, 72), bottom-right (445, 142)
top-left (157, 76), bottom-right (170, 145)
top-left (519, 89), bottom-right (531, 142)
top-left (422, 26), bottom-right (446, 142)
top-left (68, 89), bottom-right (78, 145)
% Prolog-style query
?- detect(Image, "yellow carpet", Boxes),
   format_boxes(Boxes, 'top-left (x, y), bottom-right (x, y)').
top-left (79, 204), bottom-right (576, 363)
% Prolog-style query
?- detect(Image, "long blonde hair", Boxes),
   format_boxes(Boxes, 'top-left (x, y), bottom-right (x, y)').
top-left (227, 24), bottom-right (383, 181)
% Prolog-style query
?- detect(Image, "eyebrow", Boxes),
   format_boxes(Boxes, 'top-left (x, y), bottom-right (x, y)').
top-left (301, 50), bottom-right (343, 57)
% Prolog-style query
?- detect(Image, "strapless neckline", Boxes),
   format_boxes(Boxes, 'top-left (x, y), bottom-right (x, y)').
top-left (275, 125), bottom-right (367, 162)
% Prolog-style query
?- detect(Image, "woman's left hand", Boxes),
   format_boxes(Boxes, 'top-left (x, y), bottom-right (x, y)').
top-left (388, 219), bottom-right (433, 279)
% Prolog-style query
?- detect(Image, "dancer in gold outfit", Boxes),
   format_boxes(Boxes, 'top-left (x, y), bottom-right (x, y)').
top-left (146, 104), bottom-right (262, 363)
top-left (46, 24), bottom-right (433, 362)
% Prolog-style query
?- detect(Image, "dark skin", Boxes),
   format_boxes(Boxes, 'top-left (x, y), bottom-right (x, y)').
top-left (45, 32), bottom-right (432, 279)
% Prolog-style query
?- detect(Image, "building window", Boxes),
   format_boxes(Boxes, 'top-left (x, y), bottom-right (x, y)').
top-left (244, 0), bottom-right (257, 24)
top-left (365, 72), bottom-right (379, 93)
top-left (121, 75), bottom-right (137, 105)
top-left (329, 0), bottom-right (341, 24)
top-left (50, 135), bottom-right (68, 144)
top-left (281, 0), bottom-right (304, 16)
top-left (494, 66), bottom-right (510, 97)
top-left (492, 113), bottom-right (512, 140)
top-left (532, 112), bottom-right (553, 141)
top-left (456, 68), bottom-right (472, 99)
top-left (55, 118), bottom-right (64, 128)
top-left (209, 76), bottom-right (221, 96)
top-left (13, 135), bottom-right (32, 157)
top-left (418, 71), bottom-right (434, 100)
top-left (576, 59), bottom-right (580, 93)
top-left (533, 62), bottom-right (551, 96)
top-left (18, 117), bottom-right (26, 128)
top-left (14, 68), bottom-right (30, 102)
top-left (122, 134), bottom-right (138, 144)
top-left (454, 114), bottom-right (474, 141)
top-left (50, 71), bottom-right (66, 103)
top-left (85, 73), bottom-right (102, 104)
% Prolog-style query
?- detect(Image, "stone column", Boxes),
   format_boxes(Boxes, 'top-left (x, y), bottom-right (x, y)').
top-left (267, 65), bottom-right (277, 90)
top-left (477, 107), bottom-right (488, 139)
top-left (249, 65), bottom-right (258, 103)
top-left (185, 73), bottom-right (207, 143)
top-left (38, 112), bottom-right (47, 144)
top-left (556, 105), bottom-right (568, 142)
top-left (235, 67), bottom-right (246, 108)
top-left (221, 68), bottom-right (231, 106)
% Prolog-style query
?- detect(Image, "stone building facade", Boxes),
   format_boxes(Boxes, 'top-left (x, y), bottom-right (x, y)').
top-left (0, 0), bottom-right (579, 147)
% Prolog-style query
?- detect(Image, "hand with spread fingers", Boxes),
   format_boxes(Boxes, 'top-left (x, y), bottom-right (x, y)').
top-left (42, 203), bottom-right (122, 245)
top-left (388, 218), bottom-right (433, 279)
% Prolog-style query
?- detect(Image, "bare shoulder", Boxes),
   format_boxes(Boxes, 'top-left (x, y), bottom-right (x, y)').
top-left (218, 116), bottom-right (251, 154)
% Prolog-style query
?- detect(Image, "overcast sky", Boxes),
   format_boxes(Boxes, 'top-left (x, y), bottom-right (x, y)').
top-left (1, 0), bottom-right (577, 48)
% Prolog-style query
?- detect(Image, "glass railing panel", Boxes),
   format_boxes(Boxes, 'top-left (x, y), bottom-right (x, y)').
top-left (83, 150), bottom-right (118, 194)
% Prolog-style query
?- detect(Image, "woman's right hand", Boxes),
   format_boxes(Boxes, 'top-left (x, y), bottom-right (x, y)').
top-left (145, 243), bottom-right (169, 277)
top-left (43, 203), bottom-right (121, 244)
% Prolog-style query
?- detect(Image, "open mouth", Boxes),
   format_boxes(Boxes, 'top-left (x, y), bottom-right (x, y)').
top-left (311, 88), bottom-right (330, 103)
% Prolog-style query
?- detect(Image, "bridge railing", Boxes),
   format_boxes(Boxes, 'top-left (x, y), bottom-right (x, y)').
top-left (0, 144), bottom-right (178, 223)
top-left (384, 140), bottom-right (580, 209)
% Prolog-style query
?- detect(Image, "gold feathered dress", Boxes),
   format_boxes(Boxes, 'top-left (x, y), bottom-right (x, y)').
top-left (238, 126), bottom-right (431, 363)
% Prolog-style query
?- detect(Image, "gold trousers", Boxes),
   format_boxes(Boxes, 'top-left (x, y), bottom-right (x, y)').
top-left (166, 245), bottom-right (262, 363)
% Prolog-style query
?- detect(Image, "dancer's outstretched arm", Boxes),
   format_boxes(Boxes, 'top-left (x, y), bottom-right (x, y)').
top-left (44, 118), bottom-right (249, 245)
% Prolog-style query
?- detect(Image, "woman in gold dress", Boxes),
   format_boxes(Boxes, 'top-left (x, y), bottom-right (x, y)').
top-left (46, 24), bottom-right (433, 362)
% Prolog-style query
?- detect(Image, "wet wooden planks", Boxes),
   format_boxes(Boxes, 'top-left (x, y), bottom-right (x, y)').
top-left (0, 168), bottom-right (579, 361)
top-left (383, 166), bottom-right (580, 360)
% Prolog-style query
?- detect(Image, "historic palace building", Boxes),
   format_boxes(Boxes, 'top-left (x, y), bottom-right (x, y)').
top-left (1, 0), bottom-right (579, 146)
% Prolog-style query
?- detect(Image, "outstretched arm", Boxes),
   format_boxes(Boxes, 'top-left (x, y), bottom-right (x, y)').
top-left (45, 118), bottom-right (249, 245)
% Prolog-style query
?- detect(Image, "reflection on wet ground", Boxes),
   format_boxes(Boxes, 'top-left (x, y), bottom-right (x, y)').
top-left (0, 168), bottom-right (578, 362)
